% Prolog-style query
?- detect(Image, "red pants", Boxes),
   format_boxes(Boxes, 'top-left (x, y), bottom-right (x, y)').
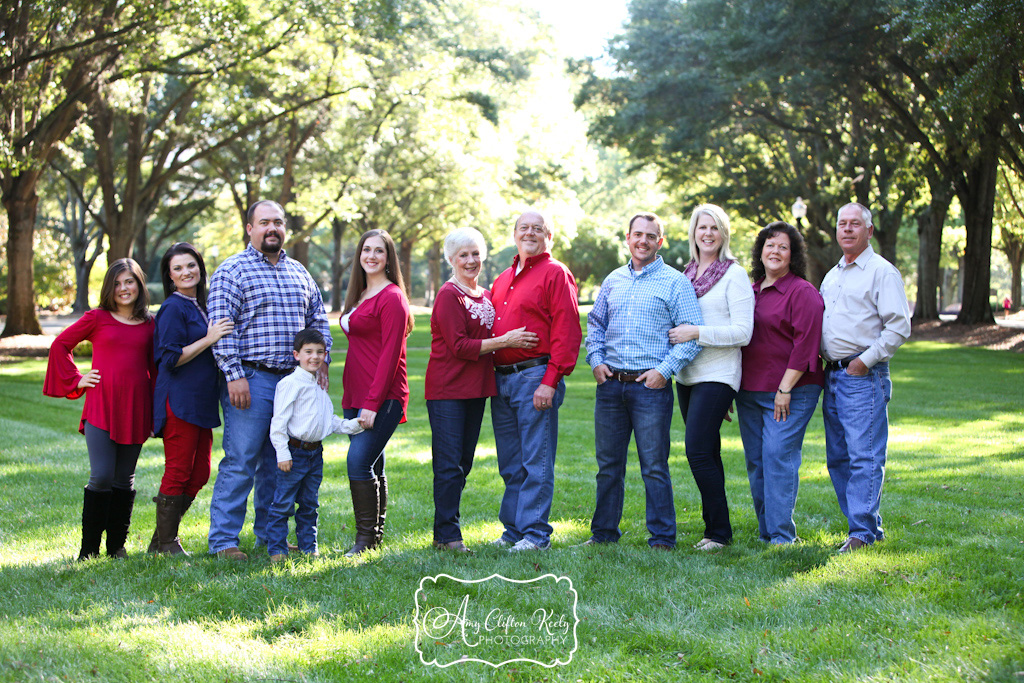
top-left (160, 401), bottom-right (213, 498)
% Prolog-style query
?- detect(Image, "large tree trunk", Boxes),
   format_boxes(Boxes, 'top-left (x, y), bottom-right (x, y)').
top-left (425, 240), bottom-right (442, 307)
top-left (399, 237), bottom-right (414, 298)
top-left (331, 218), bottom-right (345, 311)
top-left (2, 180), bottom-right (44, 337)
top-left (913, 178), bottom-right (953, 322)
top-left (955, 145), bottom-right (999, 325)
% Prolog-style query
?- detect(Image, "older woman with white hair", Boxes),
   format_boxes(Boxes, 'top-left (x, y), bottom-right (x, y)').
top-left (669, 204), bottom-right (754, 550)
top-left (425, 227), bottom-right (538, 552)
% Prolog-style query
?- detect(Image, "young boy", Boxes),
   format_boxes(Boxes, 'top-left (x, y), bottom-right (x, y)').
top-left (267, 328), bottom-right (362, 561)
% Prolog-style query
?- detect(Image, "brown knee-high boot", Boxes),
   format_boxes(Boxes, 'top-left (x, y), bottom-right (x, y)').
top-left (344, 479), bottom-right (379, 557)
top-left (154, 493), bottom-right (189, 555)
top-left (148, 494), bottom-right (194, 553)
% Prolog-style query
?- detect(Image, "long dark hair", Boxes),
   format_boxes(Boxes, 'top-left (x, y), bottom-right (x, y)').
top-left (160, 242), bottom-right (209, 309)
top-left (99, 258), bottom-right (151, 321)
top-left (344, 229), bottom-right (413, 335)
top-left (750, 221), bottom-right (808, 282)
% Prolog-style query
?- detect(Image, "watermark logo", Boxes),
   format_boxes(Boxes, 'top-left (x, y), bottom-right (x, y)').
top-left (414, 573), bottom-right (579, 668)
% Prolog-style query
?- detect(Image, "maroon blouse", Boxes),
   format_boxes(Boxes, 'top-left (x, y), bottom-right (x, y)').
top-left (740, 272), bottom-right (824, 392)
top-left (425, 281), bottom-right (497, 400)
top-left (341, 284), bottom-right (410, 421)
top-left (43, 308), bottom-right (156, 444)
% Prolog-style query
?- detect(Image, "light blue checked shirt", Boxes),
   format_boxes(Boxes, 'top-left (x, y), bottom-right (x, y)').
top-left (586, 256), bottom-right (703, 380)
top-left (209, 244), bottom-right (331, 382)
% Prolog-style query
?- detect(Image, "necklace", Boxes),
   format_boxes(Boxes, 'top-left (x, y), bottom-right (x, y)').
top-left (448, 276), bottom-right (482, 298)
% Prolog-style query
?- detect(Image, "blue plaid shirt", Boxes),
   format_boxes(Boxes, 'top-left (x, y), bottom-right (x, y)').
top-left (208, 244), bottom-right (331, 382)
top-left (586, 256), bottom-right (703, 380)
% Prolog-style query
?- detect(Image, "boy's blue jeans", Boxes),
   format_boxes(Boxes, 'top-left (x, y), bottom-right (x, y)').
top-left (266, 443), bottom-right (323, 556)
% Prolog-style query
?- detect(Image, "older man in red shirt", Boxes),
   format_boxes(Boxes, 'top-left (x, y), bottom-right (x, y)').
top-left (490, 210), bottom-right (582, 551)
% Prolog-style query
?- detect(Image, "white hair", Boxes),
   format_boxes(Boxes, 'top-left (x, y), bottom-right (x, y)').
top-left (837, 202), bottom-right (873, 227)
top-left (443, 227), bottom-right (488, 266)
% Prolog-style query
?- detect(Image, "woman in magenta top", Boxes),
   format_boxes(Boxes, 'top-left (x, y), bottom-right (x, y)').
top-left (340, 228), bottom-right (413, 556)
top-left (736, 222), bottom-right (824, 545)
top-left (44, 258), bottom-right (156, 560)
top-left (425, 228), bottom-right (537, 553)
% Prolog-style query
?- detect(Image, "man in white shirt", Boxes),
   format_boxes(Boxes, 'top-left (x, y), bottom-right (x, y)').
top-left (819, 203), bottom-right (911, 553)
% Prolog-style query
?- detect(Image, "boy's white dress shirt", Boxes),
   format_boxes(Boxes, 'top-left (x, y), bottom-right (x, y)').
top-left (270, 368), bottom-right (362, 463)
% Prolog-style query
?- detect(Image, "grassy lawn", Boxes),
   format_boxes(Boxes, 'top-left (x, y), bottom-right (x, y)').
top-left (0, 315), bottom-right (1022, 682)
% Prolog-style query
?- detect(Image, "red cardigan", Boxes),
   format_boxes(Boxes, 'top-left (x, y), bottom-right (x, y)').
top-left (43, 308), bottom-right (156, 444)
top-left (341, 284), bottom-right (410, 420)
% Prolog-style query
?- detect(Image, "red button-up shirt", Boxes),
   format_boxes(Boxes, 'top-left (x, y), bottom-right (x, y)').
top-left (491, 252), bottom-right (582, 388)
top-left (740, 271), bottom-right (824, 392)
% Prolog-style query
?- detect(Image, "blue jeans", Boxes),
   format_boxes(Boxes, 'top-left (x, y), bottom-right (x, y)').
top-left (591, 379), bottom-right (676, 547)
top-left (428, 397), bottom-right (487, 543)
top-left (266, 444), bottom-right (323, 556)
top-left (823, 362), bottom-right (891, 544)
top-left (677, 382), bottom-right (737, 544)
top-left (343, 399), bottom-right (403, 481)
top-left (737, 384), bottom-right (821, 544)
top-left (491, 364), bottom-right (565, 546)
top-left (208, 366), bottom-right (282, 554)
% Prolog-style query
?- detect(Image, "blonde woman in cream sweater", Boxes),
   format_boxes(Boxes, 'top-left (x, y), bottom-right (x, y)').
top-left (670, 204), bottom-right (754, 550)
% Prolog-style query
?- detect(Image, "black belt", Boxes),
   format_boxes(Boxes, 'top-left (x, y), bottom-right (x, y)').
top-left (495, 355), bottom-right (550, 375)
top-left (609, 369), bottom-right (650, 382)
top-left (824, 356), bottom-right (858, 372)
top-left (242, 360), bottom-right (292, 376)
top-left (288, 437), bottom-right (322, 450)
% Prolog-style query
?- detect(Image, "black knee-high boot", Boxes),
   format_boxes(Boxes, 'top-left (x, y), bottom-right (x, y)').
top-left (106, 487), bottom-right (136, 558)
top-left (345, 479), bottom-right (380, 557)
top-left (79, 488), bottom-right (111, 561)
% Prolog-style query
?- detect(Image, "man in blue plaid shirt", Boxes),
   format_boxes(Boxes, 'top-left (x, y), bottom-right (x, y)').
top-left (583, 212), bottom-right (703, 550)
top-left (206, 200), bottom-right (331, 559)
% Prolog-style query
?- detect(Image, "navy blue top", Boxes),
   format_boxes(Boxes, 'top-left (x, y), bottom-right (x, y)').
top-left (153, 293), bottom-right (221, 435)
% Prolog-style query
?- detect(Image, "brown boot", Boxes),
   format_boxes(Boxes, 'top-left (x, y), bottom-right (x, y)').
top-left (344, 479), bottom-right (379, 557)
top-left (155, 493), bottom-right (188, 555)
top-left (375, 474), bottom-right (388, 546)
top-left (148, 494), bottom-right (193, 553)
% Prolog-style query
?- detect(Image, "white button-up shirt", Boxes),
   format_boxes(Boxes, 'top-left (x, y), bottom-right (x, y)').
top-left (819, 245), bottom-right (911, 367)
top-left (269, 368), bottom-right (361, 462)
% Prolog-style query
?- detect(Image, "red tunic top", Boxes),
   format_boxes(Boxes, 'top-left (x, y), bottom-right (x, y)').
top-left (43, 308), bottom-right (156, 444)
top-left (341, 284), bottom-right (410, 421)
top-left (491, 252), bottom-right (581, 388)
top-left (740, 272), bottom-right (824, 392)
top-left (425, 281), bottom-right (497, 400)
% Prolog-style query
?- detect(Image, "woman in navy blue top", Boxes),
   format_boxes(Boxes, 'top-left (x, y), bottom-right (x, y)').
top-left (149, 243), bottom-right (233, 554)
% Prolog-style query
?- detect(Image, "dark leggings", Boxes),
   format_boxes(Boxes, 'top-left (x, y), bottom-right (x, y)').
top-left (84, 422), bottom-right (142, 491)
top-left (677, 382), bottom-right (736, 543)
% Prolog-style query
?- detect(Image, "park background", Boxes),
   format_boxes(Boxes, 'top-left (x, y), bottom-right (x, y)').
top-left (1, 0), bottom-right (1023, 681)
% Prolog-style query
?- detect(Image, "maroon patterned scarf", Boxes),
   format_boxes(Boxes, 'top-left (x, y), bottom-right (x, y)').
top-left (684, 259), bottom-right (733, 297)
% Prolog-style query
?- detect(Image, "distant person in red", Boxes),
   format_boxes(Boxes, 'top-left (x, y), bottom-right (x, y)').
top-left (1004, 297), bottom-right (1012, 319)
top-left (44, 259), bottom-right (156, 560)
top-left (339, 229), bottom-right (413, 556)
top-left (425, 227), bottom-right (538, 553)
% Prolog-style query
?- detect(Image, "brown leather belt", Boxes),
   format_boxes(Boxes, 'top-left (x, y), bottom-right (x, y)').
top-left (609, 369), bottom-right (650, 382)
top-left (288, 437), bottom-right (322, 450)
top-left (495, 355), bottom-right (550, 375)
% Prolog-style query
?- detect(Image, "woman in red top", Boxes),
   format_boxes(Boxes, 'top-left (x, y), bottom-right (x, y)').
top-left (340, 229), bottom-right (414, 556)
top-left (736, 222), bottom-right (824, 545)
top-left (44, 259), bottom-right (156, 560)
top-left (425, 228), bottom-right (537, 553)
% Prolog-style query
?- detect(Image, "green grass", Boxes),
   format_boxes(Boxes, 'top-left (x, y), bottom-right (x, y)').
top-left (0, 317), bottom-right (1022, 682)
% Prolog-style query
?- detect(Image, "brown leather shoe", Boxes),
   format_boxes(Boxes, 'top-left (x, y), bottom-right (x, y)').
top-left (838, 537), bottom-right (868, 553)
top-left (433, 540), bottom-right (473, 553)
top-left (216, 547), bottom-right (248, 560)
top-left (269, 553), bottom-right (288, 563)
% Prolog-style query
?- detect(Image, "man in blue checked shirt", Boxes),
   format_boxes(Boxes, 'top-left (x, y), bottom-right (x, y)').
top-left (205, 200), bottom-right (332, 560)
top-left (582, 212), bottom-right (703, 550)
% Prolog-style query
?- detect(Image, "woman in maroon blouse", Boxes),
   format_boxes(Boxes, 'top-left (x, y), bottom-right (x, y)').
top-left (340, 229), bottom-right (413, 556)
top-left (736, 222), bottom-right (824, 545)
top-left (426, 228), bottom-right (537, 553)
top-left (44, 259), bottom-right (156, 560)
